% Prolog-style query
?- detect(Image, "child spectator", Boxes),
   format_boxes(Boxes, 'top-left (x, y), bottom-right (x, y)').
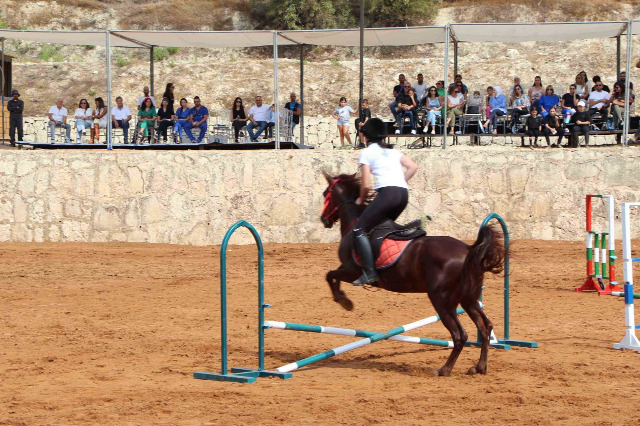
top-left (466, 90), bottom-right (482, 114)
top-left (570, 101), bottom-right (591, 147)
top-left (543, 106), bottom-right (564, 147)
top-left (332, 96), bottom-right (357, 148)
top-left (355, 99), bottom-right (371, 146)
top-left (524, 107), bottom-right (543, 147)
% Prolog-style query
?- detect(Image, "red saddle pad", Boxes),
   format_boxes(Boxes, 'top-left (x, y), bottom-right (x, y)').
top-left (353, 238), bottom-right (414, 270)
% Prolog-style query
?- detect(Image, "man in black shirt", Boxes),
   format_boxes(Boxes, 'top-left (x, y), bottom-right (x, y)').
top-left (395, 83), bottom-right (417, 134)
top-left (388, 74), bottom-right (406, 117)
top-left (7, 89), bottom-right (24, 146)
top-left (570, 101), bottom-right (591, 147)
top-left (284, 92), bottom-right (301, 131)
top-left (355, 98), bottom-right (371, 147)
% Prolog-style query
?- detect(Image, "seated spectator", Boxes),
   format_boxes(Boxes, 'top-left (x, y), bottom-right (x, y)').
top-left (394, 84), bottom-right (417, 135)
top-left (265, 104), bottom-right (283, 139)
top-left (483, 86), bottom-right (507, 134)
top-left (355, 98), bottom-right (371, 146)
top-left (156, 98), bottom-right (174, 143)
top-left (539, 85), bottom-right (559, 118)
top-left (509, 76), bottom-right (523, 101)
top-left (136, 97), bottom-right (157, 143)
top-left (509, 85), bottom-right (529, 133)
top-left (528, 76), bottom-right (545, 109)
top-left (284, 92), bottom-right (301, 130)
top-left (592, 76), bottom-right (610, 93)
top-left (48, 98), bottom-right (71, 143)
top-left (172, 98), bottom-right (191, 142)
top-left (247, 96), bottom-right (271, 142)
top-left (580, 71), bottom-right (593, 94)
top-left (448, 74), bottom-right (468, 94)
top-left (184, 96), bottom-right (209, 143)
top-left (445, 85), bottom-right (465, 135)
top-left (588, 81), bottom-right (610, 127)
top-left (332, 96), bottom-right (357, 148)
top-left (466, 90), bottom-right (482, 114)
top-left (524, 107), bottom-right (543, 147)
top-left (617, 71), bottom-right (634, 96)
top-left (575, 73), bottom-right (590, 100)
top-left (543, 106), bottom-right (564, 147)
top-left (484, 86), bottom-right (493, 121)
top-left (388, 74), bottom-right (407, 117)
top-left (231, 97), bottom-right (248, 143)
top-left (436, 80), bottom-right (445, 97)
top-left (412, 73), bottom-right (428, 106)
top-left (455, 82), bottom-right (467, 100)
top-left (610, 83), bottom-right (629, 130)
top-left (137, 86), bottom-right (156, 110)
top-left (561, 84), bottom-right (578, 124)
top-left (424, 86), bottom-right (442, 134)
top-left (111, 96), bottom-right (132, 144)
top-left (91, 97), bottom-right (108, 144)
top-left (73, 98), bottom-right (93, 143)
top-left (570, 101), bottom-right (591, 147)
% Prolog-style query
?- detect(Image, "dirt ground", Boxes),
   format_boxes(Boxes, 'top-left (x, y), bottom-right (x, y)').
top-left (1, 239), bottom-right (640, 425)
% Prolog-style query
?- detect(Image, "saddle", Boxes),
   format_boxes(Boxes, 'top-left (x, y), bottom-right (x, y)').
top-left (353, 219), bottom-right (426, 270)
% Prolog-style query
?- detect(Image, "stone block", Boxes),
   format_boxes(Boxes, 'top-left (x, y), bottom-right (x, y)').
top-left (94, 205), bottom-right (122, 230)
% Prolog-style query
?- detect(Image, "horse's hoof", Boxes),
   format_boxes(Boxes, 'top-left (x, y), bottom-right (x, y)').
top-left (467, 366), bottom-right (478, 375)
top-left (427, 368), bottom-right (440, 377)
top-left (434, 368), bottom-right (450, 377)
top-left (336, 296), bottom-right (354, 311)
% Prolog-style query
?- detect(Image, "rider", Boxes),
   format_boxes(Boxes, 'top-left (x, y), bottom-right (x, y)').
top-left (353, 118), bottom-right (418, 285)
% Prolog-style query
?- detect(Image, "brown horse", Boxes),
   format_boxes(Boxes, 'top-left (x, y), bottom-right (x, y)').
top-left (320, 171), bottom-right (506, 376)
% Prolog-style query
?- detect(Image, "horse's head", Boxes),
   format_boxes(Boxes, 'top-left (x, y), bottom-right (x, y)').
top-left (320, 170), bottom-right (361, 228)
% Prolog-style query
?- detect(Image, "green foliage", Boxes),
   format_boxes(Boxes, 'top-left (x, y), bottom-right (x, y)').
top-left (167, 47), bottom-right (179, 55)
top-left (116, 56), bottom-right (128, 67)
top-left (88, 88), bottom-right (97, 96)
top-left (331, 58), bottom-right (341, 66)
top-left (365, 0), bottom-right (437, 27)
top-left (0, 17), bottom-right (8, 29)
top-left (52, 53), bottom-right (64, 62)
top-left (38, 45), bottom-right (59, 61)
top-left (153, 48), bottom-right (169, 61)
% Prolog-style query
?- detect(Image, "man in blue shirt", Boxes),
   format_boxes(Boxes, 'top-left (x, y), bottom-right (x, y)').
top-left (184, 96), bottom-right (209, 143)
top-left (284, 92), bottom-right (301, 131)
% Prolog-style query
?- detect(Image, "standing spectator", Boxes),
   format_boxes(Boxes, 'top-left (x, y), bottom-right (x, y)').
top-left (524, 107), bottom-right (543, 147)
top-left (172, 98), bottom-right (191, 142)
top-left (136, 86), bottom-right (156, 109)
top-left (588, 81), bottom-right (610, 127)
top-left (539, 85), bottom-right (559, 118)
top-left (284, 92), bottom-right (301, 131)
top-left (570, 101), bottom-right (591, 147)
top-left (388, 74), bottom-right (407, 117)
top-left (111, 96), bottom-right (132, 144)
top-left (247, 96), bottom-right (270, 142)
top-left (156, 98), bottom-right (174, 143)
top-left (332, 96), bottom-right (357, 148)
top-left (412, 73), bottom-right (428, 106)
top-left (162, 83), bottom-right (175, 108)
top-left (484, 86), bottom-right (507, 134)
top-left (592, 76), bottom-right (610, 93)
top-left (561, 84), bottom-right (578, 124)
top-left (184, 96), bottom-right (209, 143)
top-left (424, 86), bottom-right (442, 135)
top-left (48, 98), bottom-right (71, 143)
top-left (73, 98), bottom-right (93, 143)
top-left (137, 97), bottom-right (157, 143)
top-left (610, 83), bottom-right (629, 130)
top-left (445, 85), bottom-right (465, 135)
top-left (230, 97), bottom-right (248, 143)
top-left (355, 98), bottom-right (371, 146)
top-left (509, 85), bottom-right (529, 133)
top-left (394, 84), bottom-right (417, 135)
top-left (543, 106), bottom-right (564, 147)
top-left (91, 97), bottom-right (108, 144)
top-left (575, 73), bottom-right (590, 100)
top-left (7, 89), bottom-right (23, 146)
top-left (528, 76), bottom-right (545, 109)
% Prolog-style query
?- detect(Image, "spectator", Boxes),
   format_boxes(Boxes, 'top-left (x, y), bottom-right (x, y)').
top-left (528, 76), bottom-right (545, 109)
top-left (524, 107), bottom-right (543, 147)
top-left (111, 96), bottom-right (132, 144)
top-left (230, 97), bottom-right (248, 143)
top-left (91, 97), bottom-right (108, 144)
top-left (570, 101), bottom-right (591, 147)
top-left (355, 98), bottom-right (371, 146)
top-left (332, 96), bottom-right (357, 148)
top-left (172, 98), bottom-right (191, 142)
top-left (509, 85), bottom-right (529, 133)
top-left (592, 76), bottom-right (610, 93)
top-left (588, 81), bottom-right (610, 127)
top-left (446, 85), bottom-right (465, 135)
top-left (284, 92), bottom-right (301, 130)
top-left (184, 96), bottom-right (209, 143)
top-left (616, 71), bottom-right (634, 95)
top-left (265, 104), bottom-right (283, 139)
top-left (247, 96), bottom-right (270, 142)
top-left (48, 98), bottom-right (71, 144)
top-left (610, 83), bottom-right (628, 130)
top-left (483, 86), bottom-right (507, 134)
top-left (137, 97), bottom-right (157, 143)
top-left (7, 89), bottom-right (23, 146)
top-left (543, 106), bottom-right (564, 147)
top-left (484, 86), bottom-right (493, 122)
top-left (73, 98), bottom-right (93, 143)
top-left (136, 86), bottom-right (156, 109)
top-left (539, 85), bottom-right (559, 118)
top-left (412, 73), bottom-right (428, 106)
top-left (448, 74), bottom-right (468, 95)
top-left (579, 71), bottom-right (592, 94)
top-left (466, 90), bottom-right (482, 114)
top-left (509, 76), bottom-right (523, 100)
top-left (388, 74), bottom-right (406, 117)
top-left (424, 86), bottom-right (442, 135)
top-left (394, 83), bottom-right (417, 135)
top-left (162, 83), bottom-right (175, 108)
top-left (561, 84), bottom-right (578, 124)
top-left (156, 98), bottom-right (174, 143)
top-left (575, 73), bottom-right (590, 100)
top-left (436, 80), bottom-right (445, 97)
top-left (455, 82), bottom-right (467, 100)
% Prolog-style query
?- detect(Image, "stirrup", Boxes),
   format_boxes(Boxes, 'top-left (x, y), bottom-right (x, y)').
top-left (353, 270), bottom-right (379, 286)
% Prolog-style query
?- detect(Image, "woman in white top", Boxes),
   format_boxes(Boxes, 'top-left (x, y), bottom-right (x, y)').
top-left (528, 76), bottom-right (545, 109)
top-left (74, 99), bottom-right (93, 143)
top-left (446, 86), bottom-right (466, 135)
top-left (575, 73), bottom-right (590, 100)
top-left (352, 118), bottom-right (418, 285)
top-left (91, 97), bottom-right (108, 144)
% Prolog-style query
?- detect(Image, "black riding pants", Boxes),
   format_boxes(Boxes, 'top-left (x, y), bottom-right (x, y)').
top-left (353, 186), bottom-right (409, 238)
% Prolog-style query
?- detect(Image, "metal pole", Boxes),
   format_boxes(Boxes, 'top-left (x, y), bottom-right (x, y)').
top-left (150, 46), bottom-right (154, 97)
top-left (299, 44), bottom-right (304, 145)
top-left (623, 21), bottom-right (632, 147)
top-left (359, 0), bottom-right (364, 115)
top-left (1, 38), bottom-right (5, 146)
top-left (273, 32), bottom-right (280, 150)
top-left (443, 26), bottom-right (449, 149)
top-left (617, 35), bottom-right (621, 79)
top-left (106, 31), bottom-right (112, 150)
top-left (453, 39), bottom-right (458, 79)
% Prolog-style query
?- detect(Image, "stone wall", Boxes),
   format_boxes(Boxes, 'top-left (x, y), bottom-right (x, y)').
top-left (1, 146), bottom-right (639, 245)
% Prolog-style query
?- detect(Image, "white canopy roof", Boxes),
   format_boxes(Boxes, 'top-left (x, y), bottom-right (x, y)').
top-left (111, 30), bottom-right (295, 48)
top-left (278, 27), bottom-right (446, 46)
top-left (0, 30), bottom-right (141, 48)
top-left (450, 22), bottom-right (627, 43)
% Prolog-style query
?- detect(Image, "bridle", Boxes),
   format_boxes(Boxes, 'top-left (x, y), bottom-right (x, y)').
top-left (321, 179), bottom-right (355, 225)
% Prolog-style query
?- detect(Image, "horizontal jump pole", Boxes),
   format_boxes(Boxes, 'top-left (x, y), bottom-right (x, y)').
top-left (612, 291), bottom-right (640, 299)
top-left (275, 308), bottom-right (465, 374)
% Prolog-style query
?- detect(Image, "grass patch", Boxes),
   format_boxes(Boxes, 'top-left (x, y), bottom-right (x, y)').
top-left (167, 47), bottom-right (179, 55)
top-left (38, 45), bottom-right (59, 61)
top-left (116, 56), bottom-right (128, 67)
top-left (153, 48), bottom-right (169, 62)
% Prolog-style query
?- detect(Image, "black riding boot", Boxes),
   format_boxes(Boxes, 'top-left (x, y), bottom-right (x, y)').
top-left (353, 234), bottom-right (379, 286)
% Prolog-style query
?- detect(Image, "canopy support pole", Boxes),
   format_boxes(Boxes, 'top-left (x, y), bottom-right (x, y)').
top-left (1, 38), bottom-right (5, 146)
top-left (150, 46), bottom-right (154, 97)
top-left (453, 39), bottom-right (458, 79)
top-left (299, 44), bottom-right (304, 145)
top-left (617, 35), bottom-right (621, 78)
top-left (623, 21), bottom-right (632, 147)
top-left (359, 0), bottom-right (364, 130)
top-left (443, 25), bottom-right (450, 149)
top-left (106, 31), bottom-right (112, 150)
top-left (273, 32), bottom-right (279, 150)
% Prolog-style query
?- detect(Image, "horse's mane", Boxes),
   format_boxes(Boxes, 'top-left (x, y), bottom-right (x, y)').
top-left (333, 173), bottom-right (363, 203)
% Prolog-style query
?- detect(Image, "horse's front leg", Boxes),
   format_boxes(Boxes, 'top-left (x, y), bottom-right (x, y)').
top-left (326, 266), bottom-right (359, 311)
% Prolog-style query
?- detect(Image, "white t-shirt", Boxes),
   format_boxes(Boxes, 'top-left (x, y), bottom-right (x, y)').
top-left (588, 90), bottom-right (609, 109)
top-left (111, 105), bottom-right (132, 121)
top-left (137, 95), bottom-right (157, 107)
top-left (358, 143), bottom-right (408, 190)
top-left (448, 93), bottom-right (465, 107)
top-left (334, 105), bottom-right (354, 122)
top-left (412, 82), bottom-right (428, 101)
top-left (48, 105), bottom-right (68, 122)
top-left (74, 108), bottom-right (93, 120)
top-left (249, 104), bottom-right (270, 122)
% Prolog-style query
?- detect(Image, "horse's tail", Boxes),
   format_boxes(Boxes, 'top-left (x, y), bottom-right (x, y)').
top-left (461, 223), bottom-right (505, 299)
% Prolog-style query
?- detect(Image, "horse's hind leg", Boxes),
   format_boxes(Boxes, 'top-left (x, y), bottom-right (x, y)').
top-left (326, 267), bottom-right (357, 311)
top-left (430, 296), bottom-right (468, 376)
top-left (462, 298), bottom-right (493, 375)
